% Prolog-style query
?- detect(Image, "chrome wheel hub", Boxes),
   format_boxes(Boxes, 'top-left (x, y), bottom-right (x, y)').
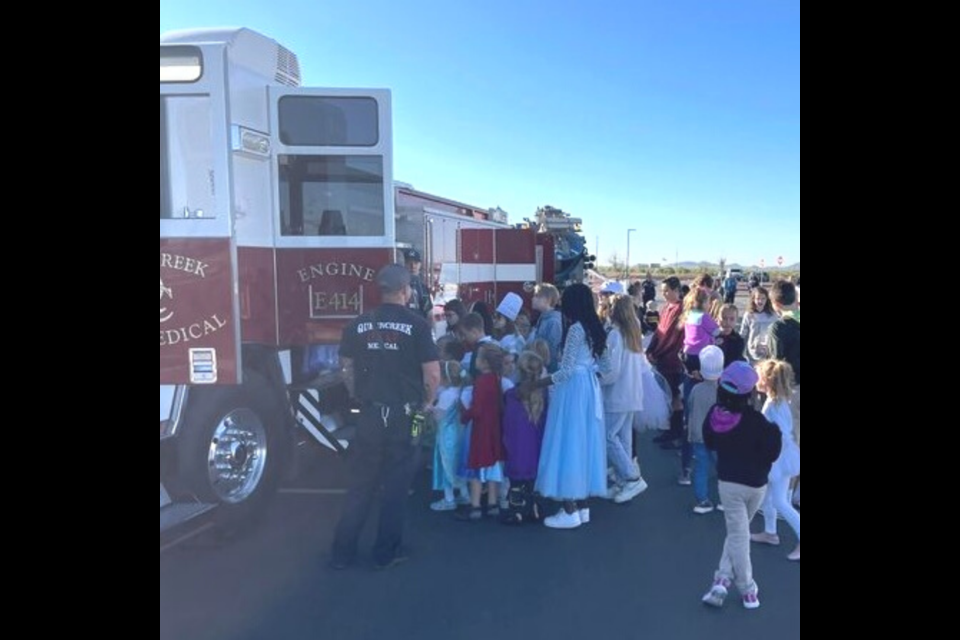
top-left (206, 408), bottom-right (268, 504)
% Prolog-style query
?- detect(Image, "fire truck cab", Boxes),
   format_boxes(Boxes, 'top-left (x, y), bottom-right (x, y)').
top-left (160, 28), bottom-right (589, 534)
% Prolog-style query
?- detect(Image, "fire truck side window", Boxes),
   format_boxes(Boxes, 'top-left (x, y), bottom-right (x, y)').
top-left (159, 96), bottom-right (216, 220)
top-left (279, 155), bottom-right (386, 237)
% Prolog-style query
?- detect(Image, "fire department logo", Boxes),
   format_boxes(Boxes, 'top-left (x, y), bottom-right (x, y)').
top-left (160, 278), bottom-right (174, 323)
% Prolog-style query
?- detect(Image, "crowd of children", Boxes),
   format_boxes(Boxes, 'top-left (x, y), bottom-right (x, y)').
top-left (429, 283), bottom-right (659, 531)
top-left (423, 276), bottom-right (800, 611)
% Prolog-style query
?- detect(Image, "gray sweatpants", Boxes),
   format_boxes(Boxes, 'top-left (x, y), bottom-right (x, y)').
top-left (716, 481), bottom-right (768, 595)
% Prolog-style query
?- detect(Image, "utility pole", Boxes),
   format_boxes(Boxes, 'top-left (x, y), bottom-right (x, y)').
top-left (626, 229), bottom-right (637, 281)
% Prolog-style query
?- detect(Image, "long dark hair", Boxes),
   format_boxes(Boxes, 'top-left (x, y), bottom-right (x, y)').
top-left (716, 386), bottom-right (752, 414)
top-left (561, 284), bottom-right (607, 359)
top-left (444, 299), bottom-right (468, 320)
top-left (749, 287), bottom-right (775, 316)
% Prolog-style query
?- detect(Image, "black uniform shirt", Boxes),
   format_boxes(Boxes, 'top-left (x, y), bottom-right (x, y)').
top-left (340, 304), bottom-right (440, 406)
top-left (642, 279), bottom-right (657, 305)
top-left (408, 274), bottom-right (433, 318)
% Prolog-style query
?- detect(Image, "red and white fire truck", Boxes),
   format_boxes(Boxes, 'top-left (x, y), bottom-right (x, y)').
top-left (160, 28), bottom-right (588, 533)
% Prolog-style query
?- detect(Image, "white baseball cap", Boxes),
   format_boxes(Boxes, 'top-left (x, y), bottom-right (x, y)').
top-left (600, 281), bottom-right (626, 296)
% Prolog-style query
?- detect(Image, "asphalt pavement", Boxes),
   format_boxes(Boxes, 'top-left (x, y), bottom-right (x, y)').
top-left (160, 430), bottom-right (801, 640)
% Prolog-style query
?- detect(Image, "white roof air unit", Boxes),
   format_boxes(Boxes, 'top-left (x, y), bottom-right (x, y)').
top-left (160, 27), bottom-right (301, 87)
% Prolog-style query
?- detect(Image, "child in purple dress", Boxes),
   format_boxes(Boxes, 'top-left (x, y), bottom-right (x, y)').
top-left (501, 352), bottom-right (548, 524)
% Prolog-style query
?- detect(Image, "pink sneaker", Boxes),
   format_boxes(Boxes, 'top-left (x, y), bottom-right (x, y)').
top-left (742, 591), bottom-right (761, 610)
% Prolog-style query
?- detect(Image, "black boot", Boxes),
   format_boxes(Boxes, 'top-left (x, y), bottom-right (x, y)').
top-left (659, 411), bottom-right (685, 450)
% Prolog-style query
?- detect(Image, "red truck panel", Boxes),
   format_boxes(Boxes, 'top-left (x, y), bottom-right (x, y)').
top-left (160, 239), bottom-right (239, 385)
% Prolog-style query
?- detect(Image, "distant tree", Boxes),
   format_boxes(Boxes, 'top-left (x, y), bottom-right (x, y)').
top-left (608, 252), bottom-right (626, 277)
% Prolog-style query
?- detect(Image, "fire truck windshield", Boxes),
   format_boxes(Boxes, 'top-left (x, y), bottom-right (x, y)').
top-left (279, 155), bottom-right (386, 237)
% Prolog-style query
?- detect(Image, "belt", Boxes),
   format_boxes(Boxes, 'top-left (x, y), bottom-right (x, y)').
top-left (365, 400), bottom-right (418, 410)
top-left (362, 401), bottom-right (421, 432)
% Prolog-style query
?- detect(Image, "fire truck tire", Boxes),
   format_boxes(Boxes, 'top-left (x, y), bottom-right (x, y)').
top-left (173, 371), bottom-right (290, 527)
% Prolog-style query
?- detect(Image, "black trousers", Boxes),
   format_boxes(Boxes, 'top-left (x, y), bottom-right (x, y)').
top-left (659, 371), bottom-right (685, 440)
top-left (332, 405), bottom-right (421, 566)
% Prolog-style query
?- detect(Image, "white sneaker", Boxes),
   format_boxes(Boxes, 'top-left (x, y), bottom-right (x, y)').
top-left (606, 484), bottom-right (623, 500)
top-left (430, 499), bottom-right (458, 512)
top-left (545, 509), bottom-right (582, 530)
top-left (579, 508), bottom-right (591, 524)
top-left (614, 479), bottom-right (649, 504)
top-left (693, 501), bottom-right (716, 515)
top-left (702, 579), bottom-right (730, 608)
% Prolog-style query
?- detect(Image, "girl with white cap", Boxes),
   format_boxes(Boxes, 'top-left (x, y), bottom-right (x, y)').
top-left (495, 292), bottom-right (526, 355)
top-left (686, 345), bottom-right (725, 514)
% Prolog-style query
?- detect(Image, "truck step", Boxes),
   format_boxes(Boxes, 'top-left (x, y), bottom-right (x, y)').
top-left (160, 501), bottom-right (216, 534)
top-left (291, 388), bottom-right (353, 453)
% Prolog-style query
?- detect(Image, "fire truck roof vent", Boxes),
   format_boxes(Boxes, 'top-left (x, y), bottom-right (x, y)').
top-left (161, 28), bottom-right (301, 88)
top-left (275, 44), bottom-right (302, 88)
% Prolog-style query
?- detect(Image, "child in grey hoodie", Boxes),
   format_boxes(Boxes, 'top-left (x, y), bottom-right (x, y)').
top-left (687, 346), bottom-right (725, 515)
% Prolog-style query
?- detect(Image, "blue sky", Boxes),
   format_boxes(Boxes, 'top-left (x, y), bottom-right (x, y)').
top-left (161, 0), bottom-right (801, 268)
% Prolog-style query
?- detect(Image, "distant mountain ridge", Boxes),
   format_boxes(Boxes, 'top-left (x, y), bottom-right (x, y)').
top-left (671, 261), bottom-right (801, 272)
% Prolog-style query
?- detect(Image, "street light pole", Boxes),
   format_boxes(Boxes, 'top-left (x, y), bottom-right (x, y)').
top-left (626, 229), bottom-right (637, 281)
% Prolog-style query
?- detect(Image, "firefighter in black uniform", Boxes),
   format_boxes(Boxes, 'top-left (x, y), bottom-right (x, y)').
top-left (403, 249), bottom-right (434, 320)
top-left (331, 264), bottom-right (441, 570)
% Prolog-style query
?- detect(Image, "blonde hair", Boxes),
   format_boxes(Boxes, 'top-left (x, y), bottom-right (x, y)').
top-left (756, 360), bottom-right (794, 401)
top-left (477, 343), bottom-right (506, 377)
top-left (610, 295), bottom-right (644, 353)
top-left (516, 352), bottom-right (546, 423)
top-left (598, 296), bottom-right (613, 324)
top-left (441, 360), bottom-right (463, 388)
top-left (679, 287), bottom-right (712, 330)
top-left (529, 339), bottom-right (551, 367)
top-left (718, 303), bottom-right (739, 323)
top-left (534, 283), bottom-right (561, 308)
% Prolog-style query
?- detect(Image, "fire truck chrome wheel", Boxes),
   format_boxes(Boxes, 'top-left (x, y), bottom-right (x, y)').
top-left (206, 408), bottom-right (268, 504)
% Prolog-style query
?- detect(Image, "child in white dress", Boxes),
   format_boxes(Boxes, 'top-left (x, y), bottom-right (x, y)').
top-left (751, 360), bottom-right (801, 562)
